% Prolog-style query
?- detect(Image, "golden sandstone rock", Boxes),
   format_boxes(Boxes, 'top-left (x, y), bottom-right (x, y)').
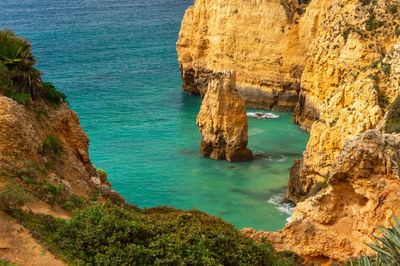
top-left (0, 96), bottom-right (117, 198)
top-left (180, 0), bottom-right (400, 262)
top-left (244, 130), bottom-right (400, 262)
top-left (177, 0), bottom-right (330, 110)
top-left (197, 71), bottom-right (254, 162)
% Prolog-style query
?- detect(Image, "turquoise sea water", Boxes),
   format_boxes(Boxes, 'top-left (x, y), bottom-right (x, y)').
top-left (1, 0), bottom-right (309, 231)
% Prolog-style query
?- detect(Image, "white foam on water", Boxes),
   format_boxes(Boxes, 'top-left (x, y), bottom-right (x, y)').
top-left (248, 128), bottom-right (264, 136)
top-left (268, 194), bottom-right (295, 222)
top-left (247, 112), bottom-right (279, 119)
top-left (264, 155), bottom-right (288, 163)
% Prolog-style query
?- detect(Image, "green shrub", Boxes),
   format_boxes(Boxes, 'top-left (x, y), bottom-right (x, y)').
top-left (0, 30), bottom-right (42, 99)
top-left (71, 194), bottom-right (85, 208)
top-left (352, 215), bottom-right (400, 265)
top-left (13, 204), bottom-right (296, 266)
top-left (343, 27), bottom-right (353, 42)
top-left (0, 182), bottom-right (28, 212)
top-left (365, 12), bottom-right (383, 31)
top-left (6, 92), bottom-right (30, 106)
top-left (0, 258), bottom-right (18, 266)
top-left (30, 161), bottom-right (47, 177)
top-left (42, 82), bottom-right (67, 107)
top-left (384, 95), bottom-right (400, 133)
top-left (0, 30), bottom-right (67, 107)
top-left (97, 169), bottom-right (108, 183)
top-left (388, 5), bottom-right (398, 14)
top-left (34, 110), bottom-right (48, 118)
top-left (42, 135), bottom-right (63, 158)
top-left (381, 63), bottom-right (391, 76)
top-left (378, 95), bottom-right (389, 108)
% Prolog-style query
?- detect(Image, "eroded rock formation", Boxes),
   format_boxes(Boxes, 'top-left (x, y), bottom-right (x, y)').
top-left (0, 96), bottom-right (118, 198)
top-left (197, 71), bottom-right (254, 162)
top-left (180, 0), bottom-right (400, 262)
top-left (243, 130), bottom-right (400, 262)
top-left (287, 33), bottom-right (400, 202)
top-left (177, 0), bottom-right (331, 110)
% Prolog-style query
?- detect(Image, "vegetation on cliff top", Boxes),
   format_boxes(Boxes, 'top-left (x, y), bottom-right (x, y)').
top-left (11, 204), bottom-right (297, 266)
top-left (0, 154), bottom-right (297, 265)
top-left (384, 94), bottom-right (400, 133)
top-left (0, 30), bottom-right (67, 106)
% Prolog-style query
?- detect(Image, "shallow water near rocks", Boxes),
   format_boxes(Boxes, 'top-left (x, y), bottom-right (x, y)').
top-left (1, 0), bottom-right (309, 231)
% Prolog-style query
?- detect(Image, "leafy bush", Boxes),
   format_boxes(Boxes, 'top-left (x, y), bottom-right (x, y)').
top-left (0, 258), bottom-right (18, 266)
top-left (13, 204), bottom-right (296, 266)
top-left (352, 215), bottom-right (400, 265)
top-left (6, 92), bottom-right (30, 106)
top-left (384, 95), bottom-right (400, 133)
top-left (42, 82), bottom-right (67, 107)
top-left (0, 182), bottom-right (28, 212)
top-left (34, 109), bottom-right (49, 118)
top-left (42, 135), bottom-right (63, 158)
top-left (381, 63), bottom-right (391, 76)
top-left (97, 169), bottom-right (108, 183)
top-left (365, 12), bottom-right (383, 31)
top-left (388, 5), bottom-right (398, 14)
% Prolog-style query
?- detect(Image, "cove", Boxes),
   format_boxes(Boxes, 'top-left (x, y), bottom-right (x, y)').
top-left (0, 0), bottom-right (309, 231)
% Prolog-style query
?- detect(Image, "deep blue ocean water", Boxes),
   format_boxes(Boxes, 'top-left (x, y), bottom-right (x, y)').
top-left (1, 0), bottom-right (309, 231)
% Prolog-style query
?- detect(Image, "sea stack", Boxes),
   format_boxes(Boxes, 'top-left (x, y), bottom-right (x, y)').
top-left (196, 70), bottom-right (254, 162)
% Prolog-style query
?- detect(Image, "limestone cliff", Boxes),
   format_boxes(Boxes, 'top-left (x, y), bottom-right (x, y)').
top-left (197, 71), bottom-right (254, 162)
top-left (287, 1), bottom-right (400, 202)
top-left (180, 0), bottom-right (400, 262)
top-left (177, 0), bottom-right (331, 110)
top-left (0, 96), bottom-right (120, 200)
top-left (244, 130), bottom-right (400, 262)
top-left (293, 0), bottom-right (400, 130)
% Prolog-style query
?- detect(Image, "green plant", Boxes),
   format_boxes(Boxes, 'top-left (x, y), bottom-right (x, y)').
top-left (71, 194), bottom-right (85, 208)
top-left (352, 215), bottom-right (400, 265)
top-left (34, 110), bottom-right (48, 118)
top-left (30, 161), bottom-right (47, 177)
top-left (97, 169), bottom-right (108, 183)
top-left (371, 60), bottom-right (381, 68)
top-left (0, 30), bottom-right (42, 99)
top-left (42, 82), bottom-right (67, 107)
top-left (296, 8), bottom-right (306, 15)
top-left (42, 135), bottom-right (63, 158)
top-left (0, 30), bottom-right (67, 107)
top-left (0, 258), bottom-right (19, 266)
top-left (381, 63), bottom-right (391, 76)
top-left (365, 12), bottom-right (383, 31)
top-left (378, 95), bottom-right (389, 108)
top-left (0, 182), bottom-right (28, 212)
top-left (13, 204), bottom-right (296, 266)
top-left (6, 92), bottom-right (30, 106)
top-left (21, 175), bottom-right (38, 185)
top-left (388, 5), bottom-right (398, 14)
top-left (384, 95), bottom-right (400, 133)
top-left (343, 27), bottom-right (353, 42)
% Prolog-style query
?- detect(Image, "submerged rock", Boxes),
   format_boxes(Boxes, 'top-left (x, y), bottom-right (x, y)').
top-left (196, 71), bottom-right (254, 162)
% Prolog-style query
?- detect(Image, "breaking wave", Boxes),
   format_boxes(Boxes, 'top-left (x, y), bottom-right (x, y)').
top-left (268, 194), bottom-right (295, 222)
top-left (247, 112), bottom-right (279, 119)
